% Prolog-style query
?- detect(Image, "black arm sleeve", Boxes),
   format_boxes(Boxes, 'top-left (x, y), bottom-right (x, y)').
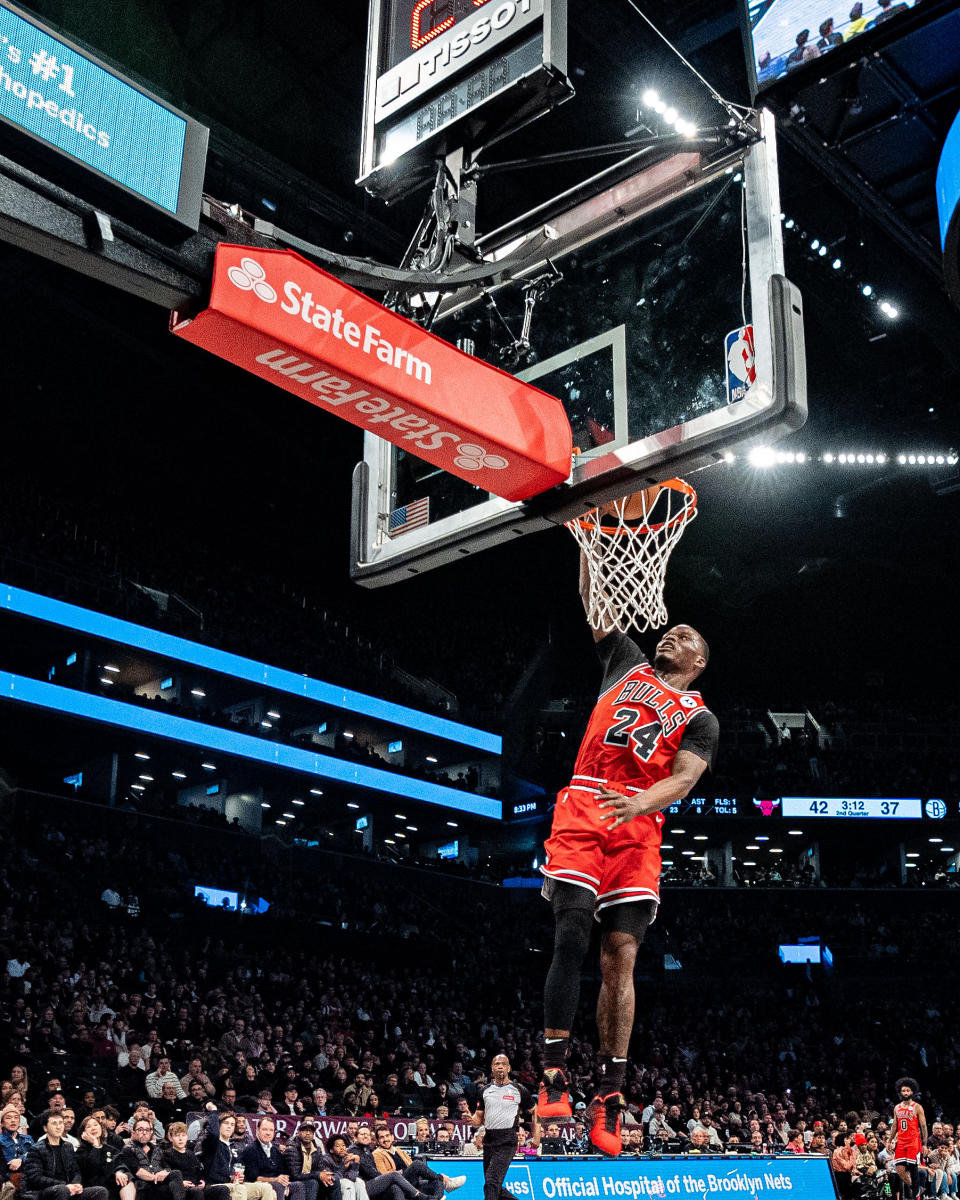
top-left (595, 632), bottom-right (648, 694)
top-left (679, 711), bottom-right (719, 770)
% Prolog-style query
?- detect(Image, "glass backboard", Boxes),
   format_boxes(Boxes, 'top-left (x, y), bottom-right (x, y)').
top-left (351, 110), bottom-right (806, 586)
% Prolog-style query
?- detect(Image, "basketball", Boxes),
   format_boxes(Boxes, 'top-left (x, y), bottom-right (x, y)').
top-left (599, 483), bottom-right (664, 525)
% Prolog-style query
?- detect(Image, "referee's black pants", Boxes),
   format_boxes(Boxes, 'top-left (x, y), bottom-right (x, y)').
top-left (482, 1133), bottom-right (518, 1200)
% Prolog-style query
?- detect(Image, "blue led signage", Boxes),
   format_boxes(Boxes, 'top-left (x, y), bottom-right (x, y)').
top-left (0, 582), bottom-right (501, 755)
top-left (0, 1), bottom-right (207, 228)
top-left (0, 670), bottom-right (502, 819)
top-left (421, 1152), bottom-right (837, 1200)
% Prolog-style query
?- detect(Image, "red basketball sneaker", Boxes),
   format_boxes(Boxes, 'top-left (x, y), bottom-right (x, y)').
top-left (588, 1092), bottom-right (624, 1156)
top-left (537, 1068), bottom-right (572, 1118)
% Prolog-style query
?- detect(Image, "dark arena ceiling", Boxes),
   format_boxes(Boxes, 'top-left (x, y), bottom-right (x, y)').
top-left (1, 0), bottom-right (959, 704)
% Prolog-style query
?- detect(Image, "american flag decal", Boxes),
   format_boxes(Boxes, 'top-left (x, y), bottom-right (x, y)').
top-left (388, 496), bottom-right (430, 536)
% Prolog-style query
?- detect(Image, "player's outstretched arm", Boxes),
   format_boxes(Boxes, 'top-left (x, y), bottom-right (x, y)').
top-left (579, 548), bottom-right (622, 642)
top-left (598, 749), bottom-right (710, 828)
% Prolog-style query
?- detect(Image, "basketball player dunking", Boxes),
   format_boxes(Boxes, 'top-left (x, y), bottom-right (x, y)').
top-left (890, 1077), bottom-right (927, 1200)
top-left (536, 552), bottom-right (719, 1156)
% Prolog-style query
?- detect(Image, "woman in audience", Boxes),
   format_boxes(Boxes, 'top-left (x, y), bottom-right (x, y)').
top-left (76, 1114), bottom-right (135, 1200)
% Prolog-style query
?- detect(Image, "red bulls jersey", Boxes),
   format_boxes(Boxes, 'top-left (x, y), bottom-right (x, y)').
top-left (894, 1102), bottom-right (922, 1155)
top-left (570, 635), bottom-right (714, 792)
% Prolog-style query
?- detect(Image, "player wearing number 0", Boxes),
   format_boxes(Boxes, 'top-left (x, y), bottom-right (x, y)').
top-left (890, 1078), bottom-right (927, 1200)
top-left (537, 552), bottom-right (719, 1156)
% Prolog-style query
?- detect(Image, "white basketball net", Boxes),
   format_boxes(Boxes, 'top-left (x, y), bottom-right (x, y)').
top-left (566, 480), bottom-right (698, 634)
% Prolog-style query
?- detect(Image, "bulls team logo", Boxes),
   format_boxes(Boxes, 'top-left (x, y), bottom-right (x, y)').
top-left (752, 797), bottom-right (781, 816)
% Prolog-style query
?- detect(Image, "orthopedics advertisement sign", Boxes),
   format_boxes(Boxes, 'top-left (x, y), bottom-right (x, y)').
top-left (171, 246), bottom-right (573, 502)
top-left (419, 1156), bottom-right (838, 1200)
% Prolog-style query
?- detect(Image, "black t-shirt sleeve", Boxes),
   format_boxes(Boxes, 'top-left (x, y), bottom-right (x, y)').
top-left (595, 631), bottom-right (648, 694)
top-left (679, 710), bottom-right (719, 769)
top-left (517, 1085), bottom-right (534, 1119)
top-left (475, 1089), bottom-right (485, 1112)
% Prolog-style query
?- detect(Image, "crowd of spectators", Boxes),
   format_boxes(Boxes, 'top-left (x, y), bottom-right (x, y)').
top-left (4, 792), bottom-right (960, 1177)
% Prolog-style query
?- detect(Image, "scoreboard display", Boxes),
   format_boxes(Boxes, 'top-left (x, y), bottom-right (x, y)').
top-left (359, 0), bottom-right (573, 201)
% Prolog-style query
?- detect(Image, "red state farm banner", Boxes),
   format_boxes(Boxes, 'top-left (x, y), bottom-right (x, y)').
top-left (171, 245), bottom-right (573, 502)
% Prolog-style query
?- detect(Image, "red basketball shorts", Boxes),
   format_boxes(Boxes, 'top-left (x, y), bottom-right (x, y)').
top-left (541, 776), bottom-right (664, 915)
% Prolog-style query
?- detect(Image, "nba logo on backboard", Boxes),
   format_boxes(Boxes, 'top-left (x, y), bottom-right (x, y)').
top-left (725, 325), bottom-right (756, 404)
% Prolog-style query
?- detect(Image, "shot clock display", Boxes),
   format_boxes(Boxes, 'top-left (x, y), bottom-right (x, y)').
top-left (359, 0), bottom-right (572, 202)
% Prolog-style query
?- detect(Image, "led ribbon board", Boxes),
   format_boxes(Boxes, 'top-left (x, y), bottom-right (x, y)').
top-left (171, 245), bottom-right (572, 501)
top-left (938, 107), bottom-right (960, 305)
top-left (359, 0), bottom-right (572, 201)
top-left (0, 1), bottom-right (207, 232)
top-left (418, 1154), bottom-right (839, 1200)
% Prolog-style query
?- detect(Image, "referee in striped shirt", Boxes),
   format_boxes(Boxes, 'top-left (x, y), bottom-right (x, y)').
top-left (470, 1055), bottom-right (539, 1200)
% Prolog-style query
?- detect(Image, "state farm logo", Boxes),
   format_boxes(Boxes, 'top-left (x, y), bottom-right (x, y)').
top-left (227, 257), bottom-right (277, 303)
top-left (454, 443), bottom-right (508, 471)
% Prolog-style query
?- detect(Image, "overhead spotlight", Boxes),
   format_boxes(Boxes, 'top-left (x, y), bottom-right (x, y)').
top-left (748, 446), bottom-right (777, 468)
top-left (292, 799), bottom-right (305, 806)
top-left (810, 238), bottom-right (820, 250)
top-left (908, 455), bottom-right (916, 464)
top-left (823, 453), bottom-right (834, 463)
top-left (172, 771), bottom-right (187, 779)
top-left (818, 245), bottom-right (828, 257)
top-left (897, 454), bottom-right (907, 464)
top-left (866, 454), bottom-right (874, 463)
top-left (936, 455), bottom-right (945, 465)
top-left (832, 258), bottom-right (842, 269)
top-left (838, 454), bottom-right (847, 463)
top-left (857, 454), bottom-right (865, 463)
top-left (723, 451), bottom-right (735, 463)
top-left (191, 688), bottom-right (206, 698)
top-left (795, 452), bottom-right (806, 463)
top-left (918, 455), bottom-right (926, 464)
top-left (877, 454), bottom-right (886, 464)
top-left (642, 88), bottom-right (659, 107)
top-left (134, 752), bottom-right (150, 760)
top-left (785, 218), bottom-right (795, 229)
top-left (654, 99), bottom-right (666, 113)
top-left (733, 172), bottom-right (743, 183)
top-left (861, 284), bottom-right (873, 296)
top-left (663, 106), bottom-right (678, 123)
top-left (880, 301), bottom-right (899, 317)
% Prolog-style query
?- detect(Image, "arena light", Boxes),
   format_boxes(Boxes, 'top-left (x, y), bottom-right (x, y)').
top-left (940, 846), bottom-right (955, 852)
top-left (310, 787), bottom-right (324, 796)
top-left (661, 843), bottom-right (673, 850)
top-left (787, 829), bottom-right (804, 835)
top-left (395, 812), bottom-right (406, 819)
top-left (671, 828), bottom-right (686, 835)
top-left (267, 709), bottom-right (281, 719)
top-left (929, 837), bottom-right (943, 843)
top-left (406, 825), bottom-right (418, 831)
top-left (384, 837), bottom-right (395, 844)
top-left (260, 720), bottom-right (273, 728)
top-left (135, 751), bottom-right (150, 760)
top-left (202, 762), bottom-right (216, 770)
top-left (755, 835), bottom-right (769, 842)
top-left (784, 218), bottom-right (795, 229)
top-left (347, 802), bottom-right (360, 808)
top-left (447, 820), bottom-right (458, 827)
top-left (818, 246), bottom-right (827, 257)
top-left (880, 301), bottom-right (899, 318)
top-left (103, 664), bottom-right (120, 673)
top-left (99, 676), bottom-right (114, 685)
top-left (292, 799), bottom-right (304, 806)
top-left (138, 774), bottom-right (154, 782)
top-left (172, 770), bottom-right (187, 779)
top-left (810, 239), bottom-right (820, 250)
top-left (343, 731), bottom-right (354, 739)
top-left (742, 860), bottom-right (757, 866)
top-left (641, 88), bottom-right (658, 107)
top-left (283, 811), bottom-right (295, 819)
top-left (832, 258), bottom-right (842, 269)
top-left (681, 850), bottom-right (696, 856)
top-left (426, 755), bottom-right (438, 763)
top-left (823, 453), bottom-right (834, 463)
top-left (693, 835), bottom-right (708, 841)
top-left (746, 844), bottom-right (760, 850)
top-left (748, 446), bottom-right (777, 468)
top-left (395, 831), bottom-right (406, 838)
top-left (261, 802), bottom-right (271, 808)
top-left (276, 819), bottom-right (286, 826)
top-left (769, 848), bottom-right (783, 854)
top-left (905, 852), bottom-right (919, 857)
top-left (906, 862), bottom-right (917, 868)
top-left (861, 284), bottom-right (873, 296)
top-left (131, 783), bottom-right (145, 791)
top-left (191, 688), bottom-right (206, 697)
